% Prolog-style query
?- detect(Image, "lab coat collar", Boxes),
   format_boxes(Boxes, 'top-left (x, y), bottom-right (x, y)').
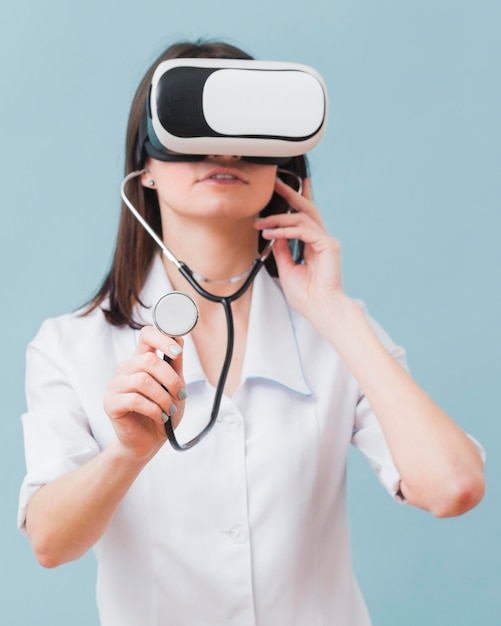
top-left (130, 254), bottom-right (311, 396)
top-left (241, 266), bottom-right (312, 396)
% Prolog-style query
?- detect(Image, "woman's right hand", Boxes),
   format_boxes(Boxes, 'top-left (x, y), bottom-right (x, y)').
top-left (27, 326), bottom-right (186, 567)
top-left (104, 325), bottom-right (187, 460)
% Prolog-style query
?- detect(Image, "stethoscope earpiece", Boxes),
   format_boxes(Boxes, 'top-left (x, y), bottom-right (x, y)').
top-left (277, 168), bottom-right (303, 196)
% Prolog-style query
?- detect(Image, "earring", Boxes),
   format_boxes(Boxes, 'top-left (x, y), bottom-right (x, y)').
top-left (147, 180), bottom-right (155, 187)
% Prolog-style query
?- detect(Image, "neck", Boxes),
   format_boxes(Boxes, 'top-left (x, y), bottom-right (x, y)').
top-left (161, 214), bottom-right (260, 298)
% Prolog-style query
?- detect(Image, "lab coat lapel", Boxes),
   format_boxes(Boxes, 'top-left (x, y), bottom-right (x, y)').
top-left (242, 270), bottom-right (311, 396)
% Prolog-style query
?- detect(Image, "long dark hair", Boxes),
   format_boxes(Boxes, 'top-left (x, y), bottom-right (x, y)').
top-left (86, 40), bottom-right (309, 328)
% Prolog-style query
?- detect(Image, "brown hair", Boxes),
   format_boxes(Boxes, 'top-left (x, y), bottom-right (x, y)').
top-left (86, 40), bottom-right (309, 328)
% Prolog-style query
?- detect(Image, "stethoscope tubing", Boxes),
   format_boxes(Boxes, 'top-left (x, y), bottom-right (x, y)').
top-left (120, 167), bottom-right (301, 450)
top-left (164, 262), bottom-right (264, 451)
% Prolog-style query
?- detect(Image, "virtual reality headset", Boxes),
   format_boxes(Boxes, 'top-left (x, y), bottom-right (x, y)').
top-left (135, 58), bottom-right (328, 167)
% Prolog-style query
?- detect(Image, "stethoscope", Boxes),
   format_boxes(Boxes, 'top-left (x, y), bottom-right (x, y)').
top-left (120, 168), bottom-right (302, 451)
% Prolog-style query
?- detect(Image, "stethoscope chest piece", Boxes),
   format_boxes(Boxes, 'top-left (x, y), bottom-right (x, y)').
top-left (153, 291), bottom-right (199, 337)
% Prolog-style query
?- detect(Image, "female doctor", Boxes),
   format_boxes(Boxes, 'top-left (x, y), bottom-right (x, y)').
top-left (18, 40), bottom-right (485, 626)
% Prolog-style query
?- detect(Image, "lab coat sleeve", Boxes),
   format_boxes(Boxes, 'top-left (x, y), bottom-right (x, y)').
top-left (17, 317), bottom-right (101, 533)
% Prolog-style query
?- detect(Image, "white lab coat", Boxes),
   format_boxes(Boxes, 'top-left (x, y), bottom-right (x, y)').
top-left (19, 254), bottom-right (405, 626)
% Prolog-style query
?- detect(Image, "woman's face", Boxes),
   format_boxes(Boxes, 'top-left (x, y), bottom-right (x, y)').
top-left (142, 156), bottom-right (278, 225)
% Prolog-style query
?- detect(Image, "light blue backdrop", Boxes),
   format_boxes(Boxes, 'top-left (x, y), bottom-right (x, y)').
top-left (1, 1), bottom-right (499, 624)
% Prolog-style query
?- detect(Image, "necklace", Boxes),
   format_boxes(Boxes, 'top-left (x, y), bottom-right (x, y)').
top-left (189, 236), bottom-right (276, 285)
top-left (191, 259), bottom-right (258, 285)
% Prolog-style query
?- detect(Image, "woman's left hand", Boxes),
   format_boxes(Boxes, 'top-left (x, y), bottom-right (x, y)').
top-left (255, 177), bottom-right (344, 325)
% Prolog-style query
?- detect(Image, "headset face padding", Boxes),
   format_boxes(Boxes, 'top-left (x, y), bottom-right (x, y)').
top-left (135, 58), bottom-right (328, 167)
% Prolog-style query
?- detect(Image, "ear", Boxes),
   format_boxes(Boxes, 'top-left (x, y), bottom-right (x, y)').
top-left (140, 169), bottom-right (155, 189)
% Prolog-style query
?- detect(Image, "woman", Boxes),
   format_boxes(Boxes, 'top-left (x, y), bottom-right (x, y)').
top-left (18, 40), bottom-right (485, 626)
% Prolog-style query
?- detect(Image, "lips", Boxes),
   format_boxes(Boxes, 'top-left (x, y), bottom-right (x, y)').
top-left (199, 167), bottom-right (248, 183)
top-left (209, 173), bottom-right (239, 180)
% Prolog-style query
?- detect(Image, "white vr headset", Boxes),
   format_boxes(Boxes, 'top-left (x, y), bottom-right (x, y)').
top-left (136, 58), bottom-right (328, 167)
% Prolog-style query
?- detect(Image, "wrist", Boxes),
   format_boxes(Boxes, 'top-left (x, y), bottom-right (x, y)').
top-left (309, 291), bottom-right (361, 341)
top-left (106, 438), bottom-right (159, 472)
top-left (312, 292), bottom-right (385, 366)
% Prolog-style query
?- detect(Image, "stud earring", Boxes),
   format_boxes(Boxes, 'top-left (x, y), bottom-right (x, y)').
top-left (147, 180), bottom-right (155, 187)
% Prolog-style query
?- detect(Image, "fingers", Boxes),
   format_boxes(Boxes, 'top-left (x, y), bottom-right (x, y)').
top-left (269, 237), bottom-right (298, 274)
top-left (106, 386), bottom-right (172, 427)
top-left (274, 177), bottom-right (324, 227)
top-left (106, 372), bottom-right (180, 428)
top-left (135, 325), bottom-right (184, 363)
top-left (302, 177), bottom-right (313, 201)
top-left (255, 209), bottom-right (326, 247)
top-left (106, 326), bottom-right (187, 427)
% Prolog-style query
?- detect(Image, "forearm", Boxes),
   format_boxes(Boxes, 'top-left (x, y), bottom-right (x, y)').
top-left (26, 439), bottom-right (152, 568)
top-left (317, 293), bottom-right (485, 517)
top-left (261, 181), bottom-right (484, 516)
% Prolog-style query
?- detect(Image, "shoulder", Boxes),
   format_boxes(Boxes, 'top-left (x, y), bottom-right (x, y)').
top-left (30, 304), bottom-right (115, 363)
top-left (26, 303), bottom-right (136, 397)
top-left (268, 273), bottom-right (406, 365)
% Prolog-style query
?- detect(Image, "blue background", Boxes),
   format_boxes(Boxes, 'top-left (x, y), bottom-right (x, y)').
top-left (1, 1), bottom-right (499, 624)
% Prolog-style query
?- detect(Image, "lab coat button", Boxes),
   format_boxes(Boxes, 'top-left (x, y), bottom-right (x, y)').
top-left (223, 524), bottom-right (248, 544)
top-left (217, 413), bottom-right (242, 431)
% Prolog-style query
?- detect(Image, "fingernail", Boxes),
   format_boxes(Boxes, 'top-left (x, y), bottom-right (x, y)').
top-left (169, 403), bottom-right (177, 416)
top-left (169, 344), bottom-right (182, 356)
top-left (161, 412), bottom-right (169, 424)
top-left (178, 388), bottom-right (188, 401)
